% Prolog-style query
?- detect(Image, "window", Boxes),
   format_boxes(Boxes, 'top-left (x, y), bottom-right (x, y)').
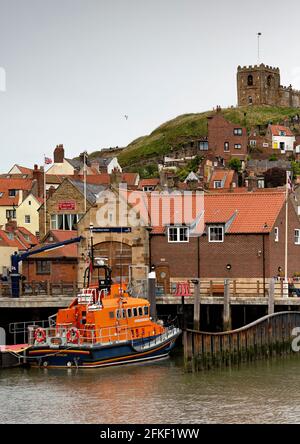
top-left (249, 140), bottom-right (257, 147)
top-left (280, 131), bottom-right (286, 136)
top-left (127, 308), bottom-right (132, 318)
top-left (247, 75), bottom-right (253, 86)
top-left (144, 306), bottom-right (149, 316)
top-left (6, 209), bottom-right (16, 220)
top-left (280, 142), bottom-right (285, 151)
top-left (8, 189), bottom-right (17, 197)
top-left (28, 201), bottom-right (31, 206)
top-left (138, 307), bottom-right (143, 316)
top-left (36, 260), bottom-right (51, 274)
top-left (143, 186), bottom-right (155, 192)
top-left (109, 311), bottom-right (114, 319)
top-left (168, 226), bottom-right (189, 243)
top-left (274, 227), bottom-right (279, 242)
top-left (248, 96), bottom-right (253, 104)
top-left (234, 144), bottom-right (242, 149)
top-left (295, 229), bottom-right (300, 245)
top-left (50, 214), bottom-right (82, 230)
top-left (224, 142), bottom-right (229, 152)
top-left (257, 179), bottom-right (265, 189)
top-left (208, 225), bottom-right (224, 242)
top-left (25, 215), bottom-right (30, 224)
top-left (233, 128), bottom-right (243, 136)
top-left (133, 307), bottom-right (138, 317)
top-left (214, 180), bottom-right (222, 189)
top-left (7, 232), bottom-right (14, 240)
top-left (122, 309), bottom-right (126, 318)
top-left (198, 141), bottom-right (208, 150)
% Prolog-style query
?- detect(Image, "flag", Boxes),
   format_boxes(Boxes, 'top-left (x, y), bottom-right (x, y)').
top-left (44, 157), bottom-right (52, 165)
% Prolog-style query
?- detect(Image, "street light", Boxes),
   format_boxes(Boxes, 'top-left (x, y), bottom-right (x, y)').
top-left (262, 222), bottom-right (268, 297)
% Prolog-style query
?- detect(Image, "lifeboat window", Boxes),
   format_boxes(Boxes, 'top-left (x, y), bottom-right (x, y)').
top-left (127, 308), bottom-right (132, 318)
top-left (138, 307), bottom-right (143, 316)
top-left (133, 307), bottom-right (138, 317)
top-left (122, 309), bottom-right (126, 318)
top-left (109, 311), bottom-right (114, 319)
top-left (144, 306), bottom-right (149, 316)
top-left (116, 309), bottom-right (121, 319)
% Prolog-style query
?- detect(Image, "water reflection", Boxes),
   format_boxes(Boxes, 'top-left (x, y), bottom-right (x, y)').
top-left (1, 354), bottom-right (300, 423)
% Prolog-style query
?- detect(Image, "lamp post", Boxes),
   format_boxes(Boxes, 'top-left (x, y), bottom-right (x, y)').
top-left (262, 222), bottom-right (268, 297)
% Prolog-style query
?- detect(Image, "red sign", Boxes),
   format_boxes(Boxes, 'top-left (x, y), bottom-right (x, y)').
top-left (58, 200), bottom-right (76, 211)
top-left (173, 282), bottom-right (192, 297)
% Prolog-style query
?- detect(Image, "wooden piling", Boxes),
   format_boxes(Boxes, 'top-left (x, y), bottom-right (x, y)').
top-left (192, 279), bottom-right (200, 331)
top-left (268, 278), bottom-right (275, 315)
top-left (223, 279), bottom-right (231, 331)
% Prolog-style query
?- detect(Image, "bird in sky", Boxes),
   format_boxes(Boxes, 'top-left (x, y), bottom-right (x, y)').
top-left (124, 115), bottom-right (128, 120)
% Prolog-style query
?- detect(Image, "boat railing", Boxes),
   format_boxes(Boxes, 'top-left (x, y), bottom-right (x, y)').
top-left (28, 322), bottom-right (180, 348)
top-left (9, 319), bottom-right (53, 345)
top-left (131, 326), bottom-right (181, 352)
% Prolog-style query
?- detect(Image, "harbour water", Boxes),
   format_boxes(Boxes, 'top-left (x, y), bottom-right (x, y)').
top-left (1, 351), bottom-right (300, 424)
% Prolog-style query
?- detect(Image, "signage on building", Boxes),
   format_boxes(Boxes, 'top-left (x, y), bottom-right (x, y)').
top-left (58, 200), bottom-right (76, 211)
top-left (92, 227), bottom-right (132, 233)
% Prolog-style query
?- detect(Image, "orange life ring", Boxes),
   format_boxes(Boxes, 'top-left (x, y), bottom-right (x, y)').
top-left (34, 327), bottom-right (46, 343)
top-left (66, 327), bottom-right (80, 344)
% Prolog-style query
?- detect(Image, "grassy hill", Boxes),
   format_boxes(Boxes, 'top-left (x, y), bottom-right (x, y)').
top-left (116, 105), bottom-right (300, 170)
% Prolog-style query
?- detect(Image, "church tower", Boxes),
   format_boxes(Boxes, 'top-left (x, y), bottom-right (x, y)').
top-left (237, 64), bottom-right (281, 106)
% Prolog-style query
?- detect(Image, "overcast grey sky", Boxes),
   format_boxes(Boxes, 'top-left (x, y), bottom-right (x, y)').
top-left (1, 0), bottom-right (300, 172)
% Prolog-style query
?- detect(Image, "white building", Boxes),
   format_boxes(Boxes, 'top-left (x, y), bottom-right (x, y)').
top-left (267, 124), bottom-right (295, 153)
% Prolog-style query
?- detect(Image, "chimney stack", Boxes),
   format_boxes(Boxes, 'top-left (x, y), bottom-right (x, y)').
top-left (54, 144), bottom-right (65, 163)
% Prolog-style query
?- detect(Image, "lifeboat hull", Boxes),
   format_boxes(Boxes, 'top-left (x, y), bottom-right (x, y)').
top-left (26, 330), bottom-right (181, 369)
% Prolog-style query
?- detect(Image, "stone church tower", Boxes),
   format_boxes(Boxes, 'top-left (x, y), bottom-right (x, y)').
top-left (237, 64), bottom-right (300, 108)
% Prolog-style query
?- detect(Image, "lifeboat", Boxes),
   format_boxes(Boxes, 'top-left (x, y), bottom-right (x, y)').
top-left (25, 262), bottom-right (181, 369)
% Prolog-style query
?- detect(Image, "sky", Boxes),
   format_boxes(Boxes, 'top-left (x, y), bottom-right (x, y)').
top-left (1, 0), bottom-right (300, 172)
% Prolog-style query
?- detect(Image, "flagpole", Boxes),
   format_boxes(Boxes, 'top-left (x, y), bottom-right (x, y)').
top-left (44, 155), bottom-right (47, 237)
top-left (284, 170), bottom-right (289, 284)
top-left (84, 151), bottom-right (87, 214)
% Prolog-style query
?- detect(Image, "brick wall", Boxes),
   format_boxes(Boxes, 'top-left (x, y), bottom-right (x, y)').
top-left (22, 259), bottom-right (77, 283)
top-left (207, 113), bottom-right (248, 162)
top-left (150, 200), bottom-right (300, 279)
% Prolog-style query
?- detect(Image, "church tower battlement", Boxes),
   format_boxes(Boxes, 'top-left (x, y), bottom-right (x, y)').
top-left (237, 64), bottom-right (300, 108)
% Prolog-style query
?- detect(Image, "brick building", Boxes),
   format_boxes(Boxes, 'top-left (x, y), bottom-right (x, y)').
top-left (207, 108), bottom-right (248, 162)
top-left (22, 230), bottom-right (78, 283)
top-left (150, 191), bottom-right (300, 284)
top-left (39, 178), bottom-right (106, 238)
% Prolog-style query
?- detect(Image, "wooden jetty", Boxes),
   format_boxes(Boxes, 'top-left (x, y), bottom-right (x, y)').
top-left (184, 311), bottom-right (300, 371)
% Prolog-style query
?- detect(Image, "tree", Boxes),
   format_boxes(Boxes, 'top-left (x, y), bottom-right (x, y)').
top-left (263, 167), bottom-right (286, 188)
top-left (228, 158), bottom-right (242, 173)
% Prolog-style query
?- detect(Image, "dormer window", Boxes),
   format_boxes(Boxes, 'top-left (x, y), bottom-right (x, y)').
top-left (279, 131), bottom-right (286, 136)
top-left (208, 225), bottom-right (224, 242)
top-left (214, 180), bottom-right (222, 189)
top-left (9, 189), bottom-right (17, 197)
top-left (168, 226), bottom-right (189, 243)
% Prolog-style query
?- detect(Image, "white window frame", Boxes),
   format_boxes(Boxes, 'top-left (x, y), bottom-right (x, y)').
top-left (234, 144), bottom-right (242, 149)
top-left (25, 215), bottom-right (31, 224)
top-left (295, 229), bottom-right (300, 245)
top-left (224, 142), bottom-right (230, 152)
top-left (208, 225), bottom-right (224, 243)
top-left (167, 226), bottom-right (189, 243)
top-left (274, 227), bottom-right (279, 242)
top-left (214, 180), bottom-right (222, 189)
top-left (233, 128), bottom-right (243, 136)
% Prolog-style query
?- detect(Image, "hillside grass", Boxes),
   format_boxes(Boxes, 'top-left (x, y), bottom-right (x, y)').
top-left (117, 105), bottom-right (300, 169)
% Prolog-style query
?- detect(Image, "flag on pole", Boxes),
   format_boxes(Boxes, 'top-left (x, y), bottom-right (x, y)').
top-left (44, 157), bottom-right (52, 165)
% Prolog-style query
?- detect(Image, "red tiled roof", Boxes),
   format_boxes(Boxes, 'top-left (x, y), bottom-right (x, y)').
top-left (209, 170), bottom-right (235, 189)
top-left (138, 178), bottom-right (160, 189)
top-left (269, 125), bottom-right (294, 137)
top-left (149, 191), bottom-right (286, 234)
top-left (0, 178), bottom-right (34, 206)
top-left (16, 165), bottom-right (33, 175)
top-left (0, 226), bottom-right (38, 250)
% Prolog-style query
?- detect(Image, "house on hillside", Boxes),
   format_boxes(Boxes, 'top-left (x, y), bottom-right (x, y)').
top-left (207, 108), bottom-right (248, 162)
top-left (266, 124), bottom-right (296, 153)
top-left (208, 169), bottom-right (237, 190)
